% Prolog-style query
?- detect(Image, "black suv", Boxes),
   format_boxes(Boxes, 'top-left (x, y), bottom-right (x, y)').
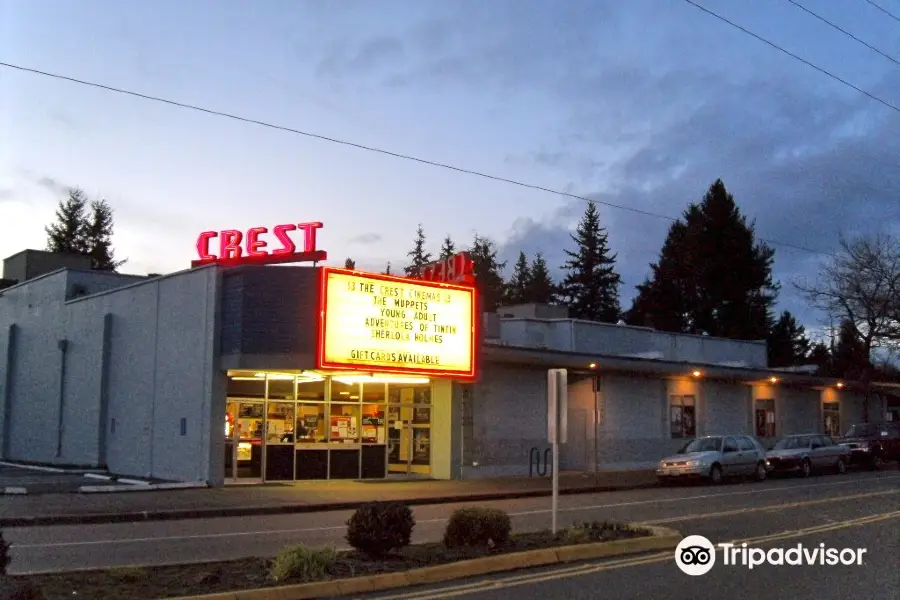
top-left (838, 422), bottom-right (900, 469)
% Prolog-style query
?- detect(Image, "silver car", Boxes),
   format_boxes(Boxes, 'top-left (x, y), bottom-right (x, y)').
top-left (765, 433), bottom-right (851, 477)
top-left (657, 435), bottom-right (768, 485)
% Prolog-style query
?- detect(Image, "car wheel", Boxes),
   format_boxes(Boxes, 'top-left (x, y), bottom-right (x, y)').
top-left (754, 461), bottom-right (767, 481)
top-left (709, 464), bottom-right (723, 485)
top-left (801, 458), bottom-right (812, 478)
top-left (836, 457), bottom-right (847, 474)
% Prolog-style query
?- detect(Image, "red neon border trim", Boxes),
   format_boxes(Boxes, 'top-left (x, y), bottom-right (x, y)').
top-left (316, 267), bottom-right (479, 380)
top-left (191, 250), bottom-right (327, 268)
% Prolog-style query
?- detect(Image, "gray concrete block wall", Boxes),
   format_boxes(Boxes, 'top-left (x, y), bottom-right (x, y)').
top-left (148, 270), bottom-right (219, 482)
top-left (501, 319), bottom-right (767, 367)
top-left (87, 267), bottom-right (220, 482)
top-left (0, 273), bottom-right (70, 463)
top-left (461, 363), bottom-right (548, 478)
top-left (596, 374), bottom-right (672, 469)
top-left (704, 381), bottom-right (751, 435)
top-left (58, 303), bottom-right (105, 465)
top-left (779, 387), bottom-right (822, 435)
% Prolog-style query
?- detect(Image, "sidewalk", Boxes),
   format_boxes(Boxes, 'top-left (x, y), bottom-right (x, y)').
top-left (0, 469), bottom-right (657, 527)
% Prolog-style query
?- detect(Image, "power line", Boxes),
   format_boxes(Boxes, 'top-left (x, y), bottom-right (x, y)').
top-left (863, 0), bottom-right (900, 23)
top-left (0, 60), bottom-right (830, 257)
top-left (785, 0), bottom-right (900, 68)
top-left (681, 0), bottom-right (900, 114)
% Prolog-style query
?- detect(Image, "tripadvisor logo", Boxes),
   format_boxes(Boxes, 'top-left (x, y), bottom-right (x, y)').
top-left (675, 535), bottom-right (867, 575)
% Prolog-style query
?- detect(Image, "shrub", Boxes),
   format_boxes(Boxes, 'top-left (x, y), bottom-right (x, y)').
top-left (270, 545), bottom-right (337, 582)
top-left (443, 508), bottom-right (511, 548)
top-left (0, 530), bottom-right (9, 575)
top-left (345, 502), bottom-right (415, 558)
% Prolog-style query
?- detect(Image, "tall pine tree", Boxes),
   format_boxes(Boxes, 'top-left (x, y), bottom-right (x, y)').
top-left (627, 179), bottom-right (778, 339)
top-left (470, 234), bottom-right (506, 312)
top-left (344, 257), bottom-right (356, 269)
top-left (527, 253), bottom-right (557, 304)
top-left (45, 188), bottom-right (89, 255)
top-left (504, 251), bottom-right (531, 305)
top-left (767, 311), bottom-right (811, 367)
top-left (404, 224), bottom-right (433, 278)
top-left (559, 200), bottom-right (621, 322)
top-left (85, 199), bottom-right (124, 271)
top-left (439, 235), bottom-right (456, 260)
top-left (383, 262), bottom-right (392, 275)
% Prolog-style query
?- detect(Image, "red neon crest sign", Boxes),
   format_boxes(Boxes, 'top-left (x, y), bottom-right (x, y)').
top-left (419, 251), bottom-right (475, 285)
top-left (192, 222), bottom-right (327, 267)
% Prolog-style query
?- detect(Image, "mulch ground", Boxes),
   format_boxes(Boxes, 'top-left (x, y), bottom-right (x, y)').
top-left (12, 527), bottom-right (651, 600)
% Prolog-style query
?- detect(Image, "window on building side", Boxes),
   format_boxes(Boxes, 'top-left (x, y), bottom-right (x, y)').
top-left (823, 402), bottom-right (840, 438)
top-left (755, 399), bottom-right (776, 438)
top-left (670, 395), bottom-right (696, 438)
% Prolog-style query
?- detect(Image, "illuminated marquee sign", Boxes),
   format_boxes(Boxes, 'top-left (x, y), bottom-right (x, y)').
top-left (318, 268), bottom-right (477, 379)
top-left (192, 222), bottom-right (327, 267)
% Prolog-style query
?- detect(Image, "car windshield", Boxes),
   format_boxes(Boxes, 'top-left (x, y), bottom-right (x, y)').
top-left (844, 424), bottom-right (878, 438)
top-left (679, 437), bottom-right (722, 453)
top-left (772, 436), bottom-right (808, 450)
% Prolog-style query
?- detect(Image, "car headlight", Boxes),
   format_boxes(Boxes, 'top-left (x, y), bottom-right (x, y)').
top-left (685, 459), bottom-right (702, 467)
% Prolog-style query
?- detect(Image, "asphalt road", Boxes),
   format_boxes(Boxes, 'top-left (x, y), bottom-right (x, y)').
top-left (4, 468), bottom-right (898, 577)
top-left (351, 516), bottom-right (899, 600)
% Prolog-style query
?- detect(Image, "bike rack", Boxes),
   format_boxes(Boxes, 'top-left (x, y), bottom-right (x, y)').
top-left (529, 446), bottom-right (552, 477)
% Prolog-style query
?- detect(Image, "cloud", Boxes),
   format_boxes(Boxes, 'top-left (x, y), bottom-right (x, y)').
top-left (497, 67), bottom-right (900, 329)
top-left (316, 36), bottom-right (405, 79)
top-left (348, 232), bottom-right (383, 245)
top-left (0, 188), bottom-right (14, 203)
top-left (311, 1), bottom-right (898, 329)
top-left (33, 176), bottom-right (71, 196)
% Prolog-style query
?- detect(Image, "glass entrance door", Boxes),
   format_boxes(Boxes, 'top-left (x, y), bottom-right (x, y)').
top-left (225, 400), bottom-right (264, 481)
top-left (386, 385), bottom-right (431, 477)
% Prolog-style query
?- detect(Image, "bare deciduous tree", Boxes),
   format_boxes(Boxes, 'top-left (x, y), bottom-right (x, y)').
top-left (794, 233), bottom-right (900, 420)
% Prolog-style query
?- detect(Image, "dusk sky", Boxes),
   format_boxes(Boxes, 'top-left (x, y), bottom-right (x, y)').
top-left (1, 0), bottom-right (898, 335)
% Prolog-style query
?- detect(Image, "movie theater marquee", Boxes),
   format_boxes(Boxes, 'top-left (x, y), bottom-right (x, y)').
top-left (318, 268), bottom-right (476, 378)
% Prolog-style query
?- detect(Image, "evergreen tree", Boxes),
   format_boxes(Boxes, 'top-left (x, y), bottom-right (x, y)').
top-left (808, 342), bottom-right (832, 375)
top-left (470, 234), bottom-right (506, 312)
top-left (559, 200), bottom-right (621, 322)
top-left (85, 199), bottom-right (124, 271)
top-left (504, 251), bottom-right (531, 305)
top-left (626, 220), bottom-right (694, 331)
top-left (627, 179), bottom-right (778, 339)
top-left (527, 252), bottom-right (557, 304)
top-left (439, 235), bottom-right (456, 261)
top-left (45, 188), bottom-right (89, 254)
top-left (404, 224), bottom-right (433, 278)
top-left (831, 319), bottom-right (871, 381)
top-left (767, 311), bottom-right (811, 367)
top-left (344, 257), bottom-right (356, 269)
top-left (383, 262), bottom-right (392, 275)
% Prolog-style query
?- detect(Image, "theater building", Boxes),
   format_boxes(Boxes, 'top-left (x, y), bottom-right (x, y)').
top-left (0, 229), bottom-right (896, 485)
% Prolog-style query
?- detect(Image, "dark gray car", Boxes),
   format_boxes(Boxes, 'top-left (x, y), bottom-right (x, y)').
top-left (765, 433), bottom-right (850, 477)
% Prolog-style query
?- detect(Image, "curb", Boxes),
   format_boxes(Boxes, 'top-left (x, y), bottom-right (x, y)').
top-left (0, 460), bottom-right (101, 474)
top-left (78, 481), bottom-right (209, 494)
top-left (163, 525), bottom-right (682, 600)
top-left (0, 480), bottom-right (656, 528)
top-left (2, 487), bottom-right (27, 495)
